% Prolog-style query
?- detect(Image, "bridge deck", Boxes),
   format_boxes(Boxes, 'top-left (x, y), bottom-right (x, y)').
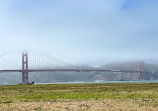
top-left (0, 69), bottom-right (141, 73)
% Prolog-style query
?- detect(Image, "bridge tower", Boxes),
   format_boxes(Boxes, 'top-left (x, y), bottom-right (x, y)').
top-left (140, 62), bottom-right (145, 80)
top-left (22, 52), bottom-right (29, 84)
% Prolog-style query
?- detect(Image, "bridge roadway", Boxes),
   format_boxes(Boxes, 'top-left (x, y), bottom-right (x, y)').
top-left (0, 69), bottom-right (142, 73)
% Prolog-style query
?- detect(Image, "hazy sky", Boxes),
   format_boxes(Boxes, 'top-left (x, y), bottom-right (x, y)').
top-left (0, 0), bottom-right (158, 66)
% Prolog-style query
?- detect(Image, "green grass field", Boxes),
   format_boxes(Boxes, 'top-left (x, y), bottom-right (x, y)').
top-left (0, 83), bottom-right (158, 110)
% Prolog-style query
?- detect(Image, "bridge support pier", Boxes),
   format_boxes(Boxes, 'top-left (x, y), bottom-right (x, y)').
top-left (22, 52), bottom-right (29, 84)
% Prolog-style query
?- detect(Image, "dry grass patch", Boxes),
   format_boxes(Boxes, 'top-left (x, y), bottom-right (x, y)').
top-left (0, 99), bottom-right (158, 111)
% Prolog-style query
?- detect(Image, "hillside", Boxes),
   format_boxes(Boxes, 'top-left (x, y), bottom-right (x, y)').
top-left (0, 62), bottom-right (158, 85)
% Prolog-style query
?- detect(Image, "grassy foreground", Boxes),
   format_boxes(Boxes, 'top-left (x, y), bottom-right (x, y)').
top-left (0, 83), bottom-right (158, 110)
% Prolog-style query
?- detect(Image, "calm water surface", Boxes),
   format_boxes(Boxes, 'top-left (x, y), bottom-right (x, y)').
top-left (35, 80), bottom-right (158, 85)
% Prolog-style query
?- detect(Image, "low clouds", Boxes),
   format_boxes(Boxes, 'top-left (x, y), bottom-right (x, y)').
top-left (0, 0), bottom-right (158, 65)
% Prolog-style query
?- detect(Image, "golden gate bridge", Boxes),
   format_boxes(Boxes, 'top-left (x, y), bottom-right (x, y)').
top-left (0, 52), bottom-right (146, 84)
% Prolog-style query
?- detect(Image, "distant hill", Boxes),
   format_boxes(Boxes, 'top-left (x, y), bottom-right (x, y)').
top-left (0, 62), bottom-right (158, 85)
top-left (98, 62), bottom-right (158, 81)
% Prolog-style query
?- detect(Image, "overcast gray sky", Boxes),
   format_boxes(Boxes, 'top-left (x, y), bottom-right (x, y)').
top-left (0, 0), bottom-right (158, 66)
